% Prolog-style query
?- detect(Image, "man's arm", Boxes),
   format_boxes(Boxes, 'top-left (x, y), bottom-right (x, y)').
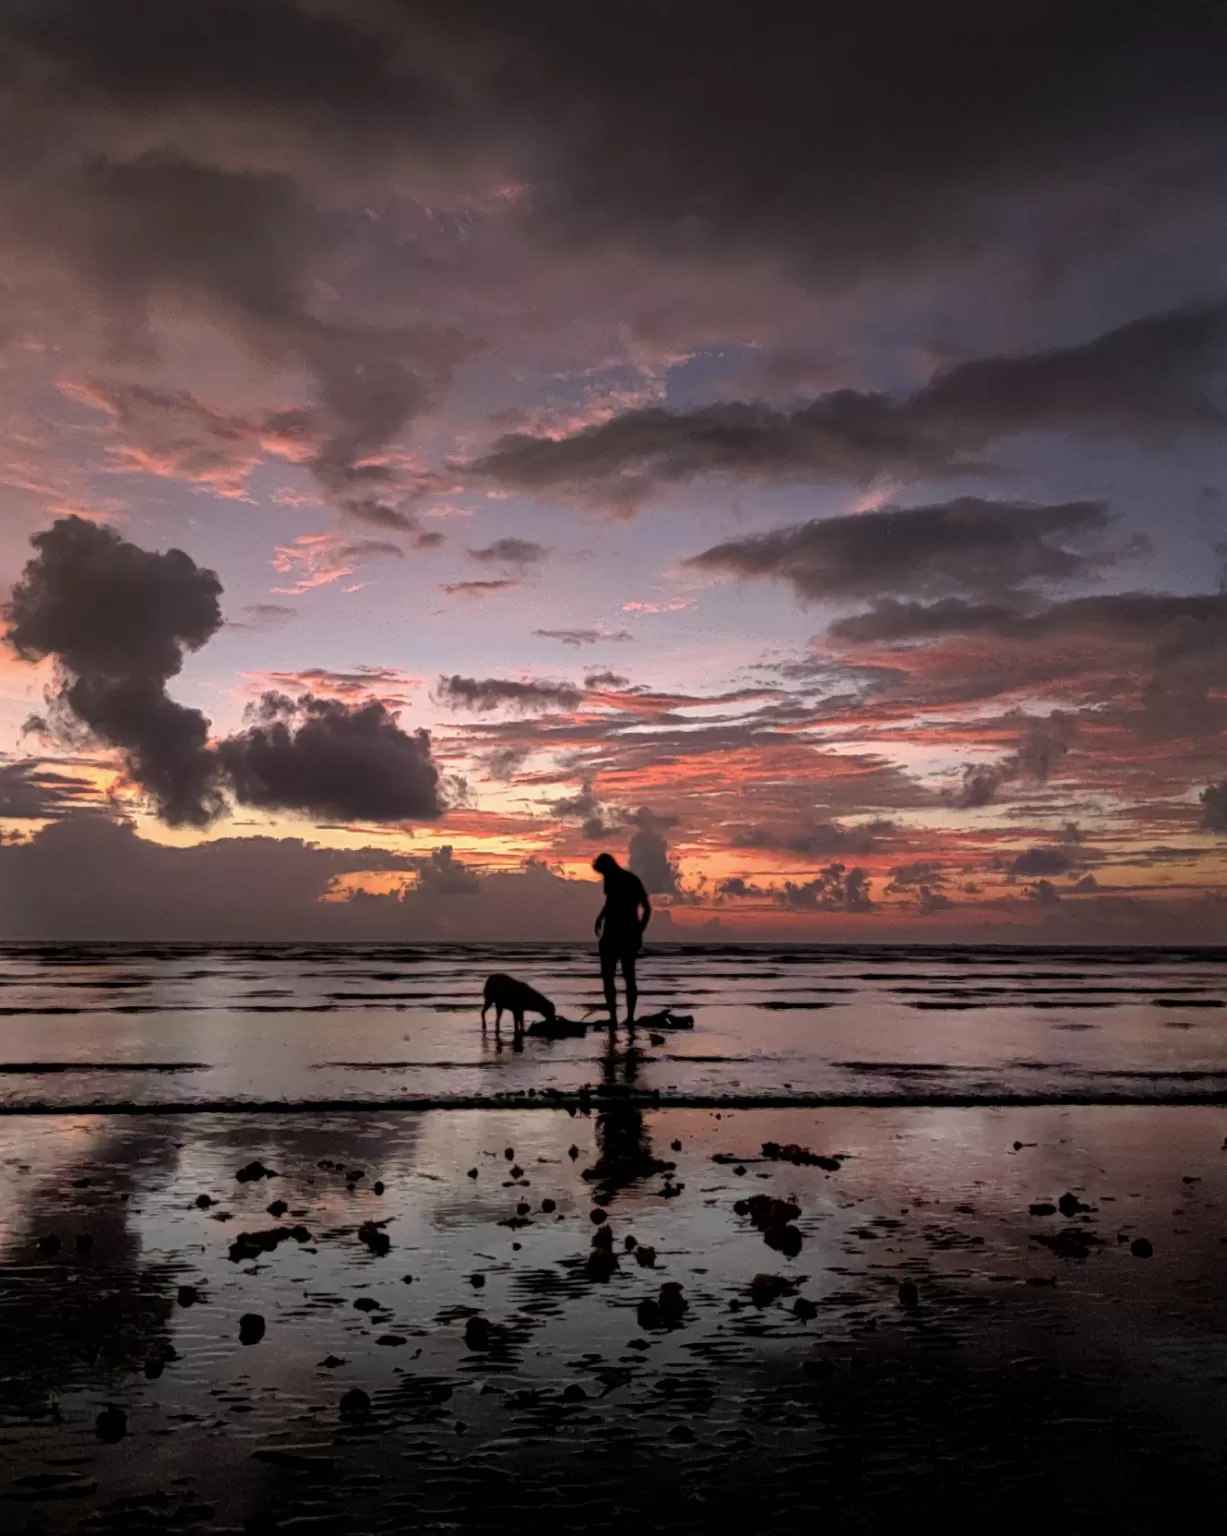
top-left (595, 900), bottom-right (607, 937)
top-left (638, 886), bottom-right (652, 933)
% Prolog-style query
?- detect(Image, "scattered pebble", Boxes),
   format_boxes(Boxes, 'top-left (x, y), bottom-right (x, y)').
top-left (358, 1221), bottom-right (391, 1257)
top-left (339, 1387), bottom-right (371, 1421)
top-left (898, 1280), bottom-right (919, 1308)
top-left (235, 1161), bottom-right (276, 1183)
top-left (176, 1285), bottom-right (199, 1307)
top-left (1131, 1237), bottom-right (1154, 1258)
top-left (95, 1406), bottom-right (127, 1443)
top-left (238, 1313), bottom-right (266, 1345)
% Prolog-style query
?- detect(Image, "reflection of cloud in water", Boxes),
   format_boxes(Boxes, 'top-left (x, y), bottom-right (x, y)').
top-left (0, 1121), bottom-right (180, 1413)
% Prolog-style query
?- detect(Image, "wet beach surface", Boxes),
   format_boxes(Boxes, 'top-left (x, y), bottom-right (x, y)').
top-left (1, 944), bottom-right (1226, 1530)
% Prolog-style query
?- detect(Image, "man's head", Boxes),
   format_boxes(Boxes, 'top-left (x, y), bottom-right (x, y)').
top-left (592, 852), bottom-right (619, 876)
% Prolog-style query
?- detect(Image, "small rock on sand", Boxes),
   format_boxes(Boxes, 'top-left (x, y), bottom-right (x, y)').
top-left (74, 1233), bottom-right (94, 1253)
top-left (95, 1406), bottom-right (127, 1443)
top-left (898, 1280), bottom-right (919, 1308)
top-left (266, 1201), bottom-right (287, 1217)
top-left (238, 1313), bottom-right (265, 1345)
top-left (36, 1235), bottom-right (61, 1255)
top-left (659, 1282), bottom-right (688, 1325)
top-left (635, 1245), bottom-right (657, 1267)
top-left (235, 1161), bottom-right (276, 1183)
top-left (1131, 1237), bottom-right (1154, 1258)
top-left (749, 1274), bottom-right (796, 1307)
top-left (1058, 1192), bottom-right (1090, 1217)
top-left (358, 1221), bottom-right (391, 1256)
top-left (339, 1387), bottom-right (371, 1421)
top-left (464, 1315), bottom-right (492, 1351)
top-left (793, 1296), bottom-right (818, 1321)
top-left (176, 1285), bottom-right (199, 1307)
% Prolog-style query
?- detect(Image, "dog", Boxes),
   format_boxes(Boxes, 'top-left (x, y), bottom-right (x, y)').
top-left (481, 973), bottom-right (556, 1034)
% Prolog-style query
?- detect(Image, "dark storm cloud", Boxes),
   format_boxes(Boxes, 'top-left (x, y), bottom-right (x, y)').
top-left (535, 629), bottom-right (634, 647)
top-left (11, 1), bottom-right (1227, 284)
top-left (1201, 781), bottom-right (1227, 833)
top-left (472, 306), bottom-right (1227, 507)
top-left (435, 675), bottom-right (583, 713)
top-left (2, 516), bottom-right (225, 825)
top-left (468, 538), bottom-right (549, 567)
top-left (0, 759), bottom-right (99, 820)
top-left (584, 671), bottom-right (630, 689)
top-left (4, 520), bottom-right (448, 827)
top-left (217, 692), bottom-right (443, 823)
top-left (688, 499), bottom-right (1114, 605)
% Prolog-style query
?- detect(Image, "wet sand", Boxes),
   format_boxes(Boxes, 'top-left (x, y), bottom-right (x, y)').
top-left (3, 1082), bottom-right (1227, 1532)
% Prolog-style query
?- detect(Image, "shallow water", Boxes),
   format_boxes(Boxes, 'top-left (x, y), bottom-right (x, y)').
top-left (2, 945), bottom-right (1227, 1530)
top-left (0, 942), bottom-right (1224, 1110)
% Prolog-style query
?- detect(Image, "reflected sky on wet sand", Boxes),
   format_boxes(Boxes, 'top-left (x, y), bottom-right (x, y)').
top-left (2, 944), bottom-right (1226, 1530)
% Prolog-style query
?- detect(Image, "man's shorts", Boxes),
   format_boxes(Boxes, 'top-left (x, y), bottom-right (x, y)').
top-left (599, 932), bottom-right (641, 965)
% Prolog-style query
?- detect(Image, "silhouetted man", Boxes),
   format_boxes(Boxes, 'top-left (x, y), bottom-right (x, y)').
top-left (593, 852), bottom-right (651, 1025)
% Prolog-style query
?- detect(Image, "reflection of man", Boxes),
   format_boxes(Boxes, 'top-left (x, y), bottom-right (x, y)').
top-left (592, 852), bottom-right (651, 1026)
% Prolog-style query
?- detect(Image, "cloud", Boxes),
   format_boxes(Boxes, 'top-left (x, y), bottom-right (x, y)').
top-left (235, 602), bottom-right (297, 629)
top-left (1202, 781), bottom-right (1227, 833)
top-left (777, 864), bottom-right (873, 912)
top-left (945, 711), bottom-right (1075, 809)
top-left (468, 538), bottom-right (549, 567)
top-left (0, 758), bottom-right (101, 820)
top-left (1026, 879), bottom-right (1063, 905)
top-left (583, 670), bottom-right (630, 689)
top-left (0, 816), bottom-right (625, 941)
top-left (917, 885), bottom-right (953, 914)
top-left (217, 692), bottom-right (444, 823)
top-left (59, 378), bottom-right (313, 498)
top-left (535, 629), bottom-right (634, 646)
top-left (1010, 847), bottom-right (1073, 878)
top-left (2, 516), bottom-right (225, 826)
top-left (415, 844), bottom-right (479, 895)
top-left (551, 781), bottom-right (619, 839)
top-left (730, 819), bottom-right (888, 858)
top-left (440, 579), bottom-right (520, 598)
top-left (435, 674), bottom-right (583, 713)
top-left (627, 806), bottom-right (681, 895)
top-left (688, 498), bottom-right (1116, 605)
top-left (272, 533), bottom-right (404, 594)
top-left (886, 861), bottom-right (946, 892)
top-left (472, 306), bottom-right (1227, 507)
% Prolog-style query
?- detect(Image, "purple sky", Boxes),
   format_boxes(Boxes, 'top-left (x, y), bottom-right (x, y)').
top-left (1, 2), bottom-right (1225, 940)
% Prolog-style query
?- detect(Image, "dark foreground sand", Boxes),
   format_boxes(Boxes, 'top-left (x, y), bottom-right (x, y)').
top-left (2, 1089), bottom-right (1226, 1533)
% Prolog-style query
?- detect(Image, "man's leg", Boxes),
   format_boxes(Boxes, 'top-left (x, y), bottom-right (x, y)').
top-left (600, 947), bottom-right (619, 1024)
top-left (623, 952), bottom-right (638, 1024)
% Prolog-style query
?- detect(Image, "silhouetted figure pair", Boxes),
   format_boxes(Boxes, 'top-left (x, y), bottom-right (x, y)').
top-left (592, 852), bottom-right (650, 1026)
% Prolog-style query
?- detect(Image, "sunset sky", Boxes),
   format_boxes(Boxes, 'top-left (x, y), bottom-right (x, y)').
top-left (1, 1), bottom-right (1225, 941)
